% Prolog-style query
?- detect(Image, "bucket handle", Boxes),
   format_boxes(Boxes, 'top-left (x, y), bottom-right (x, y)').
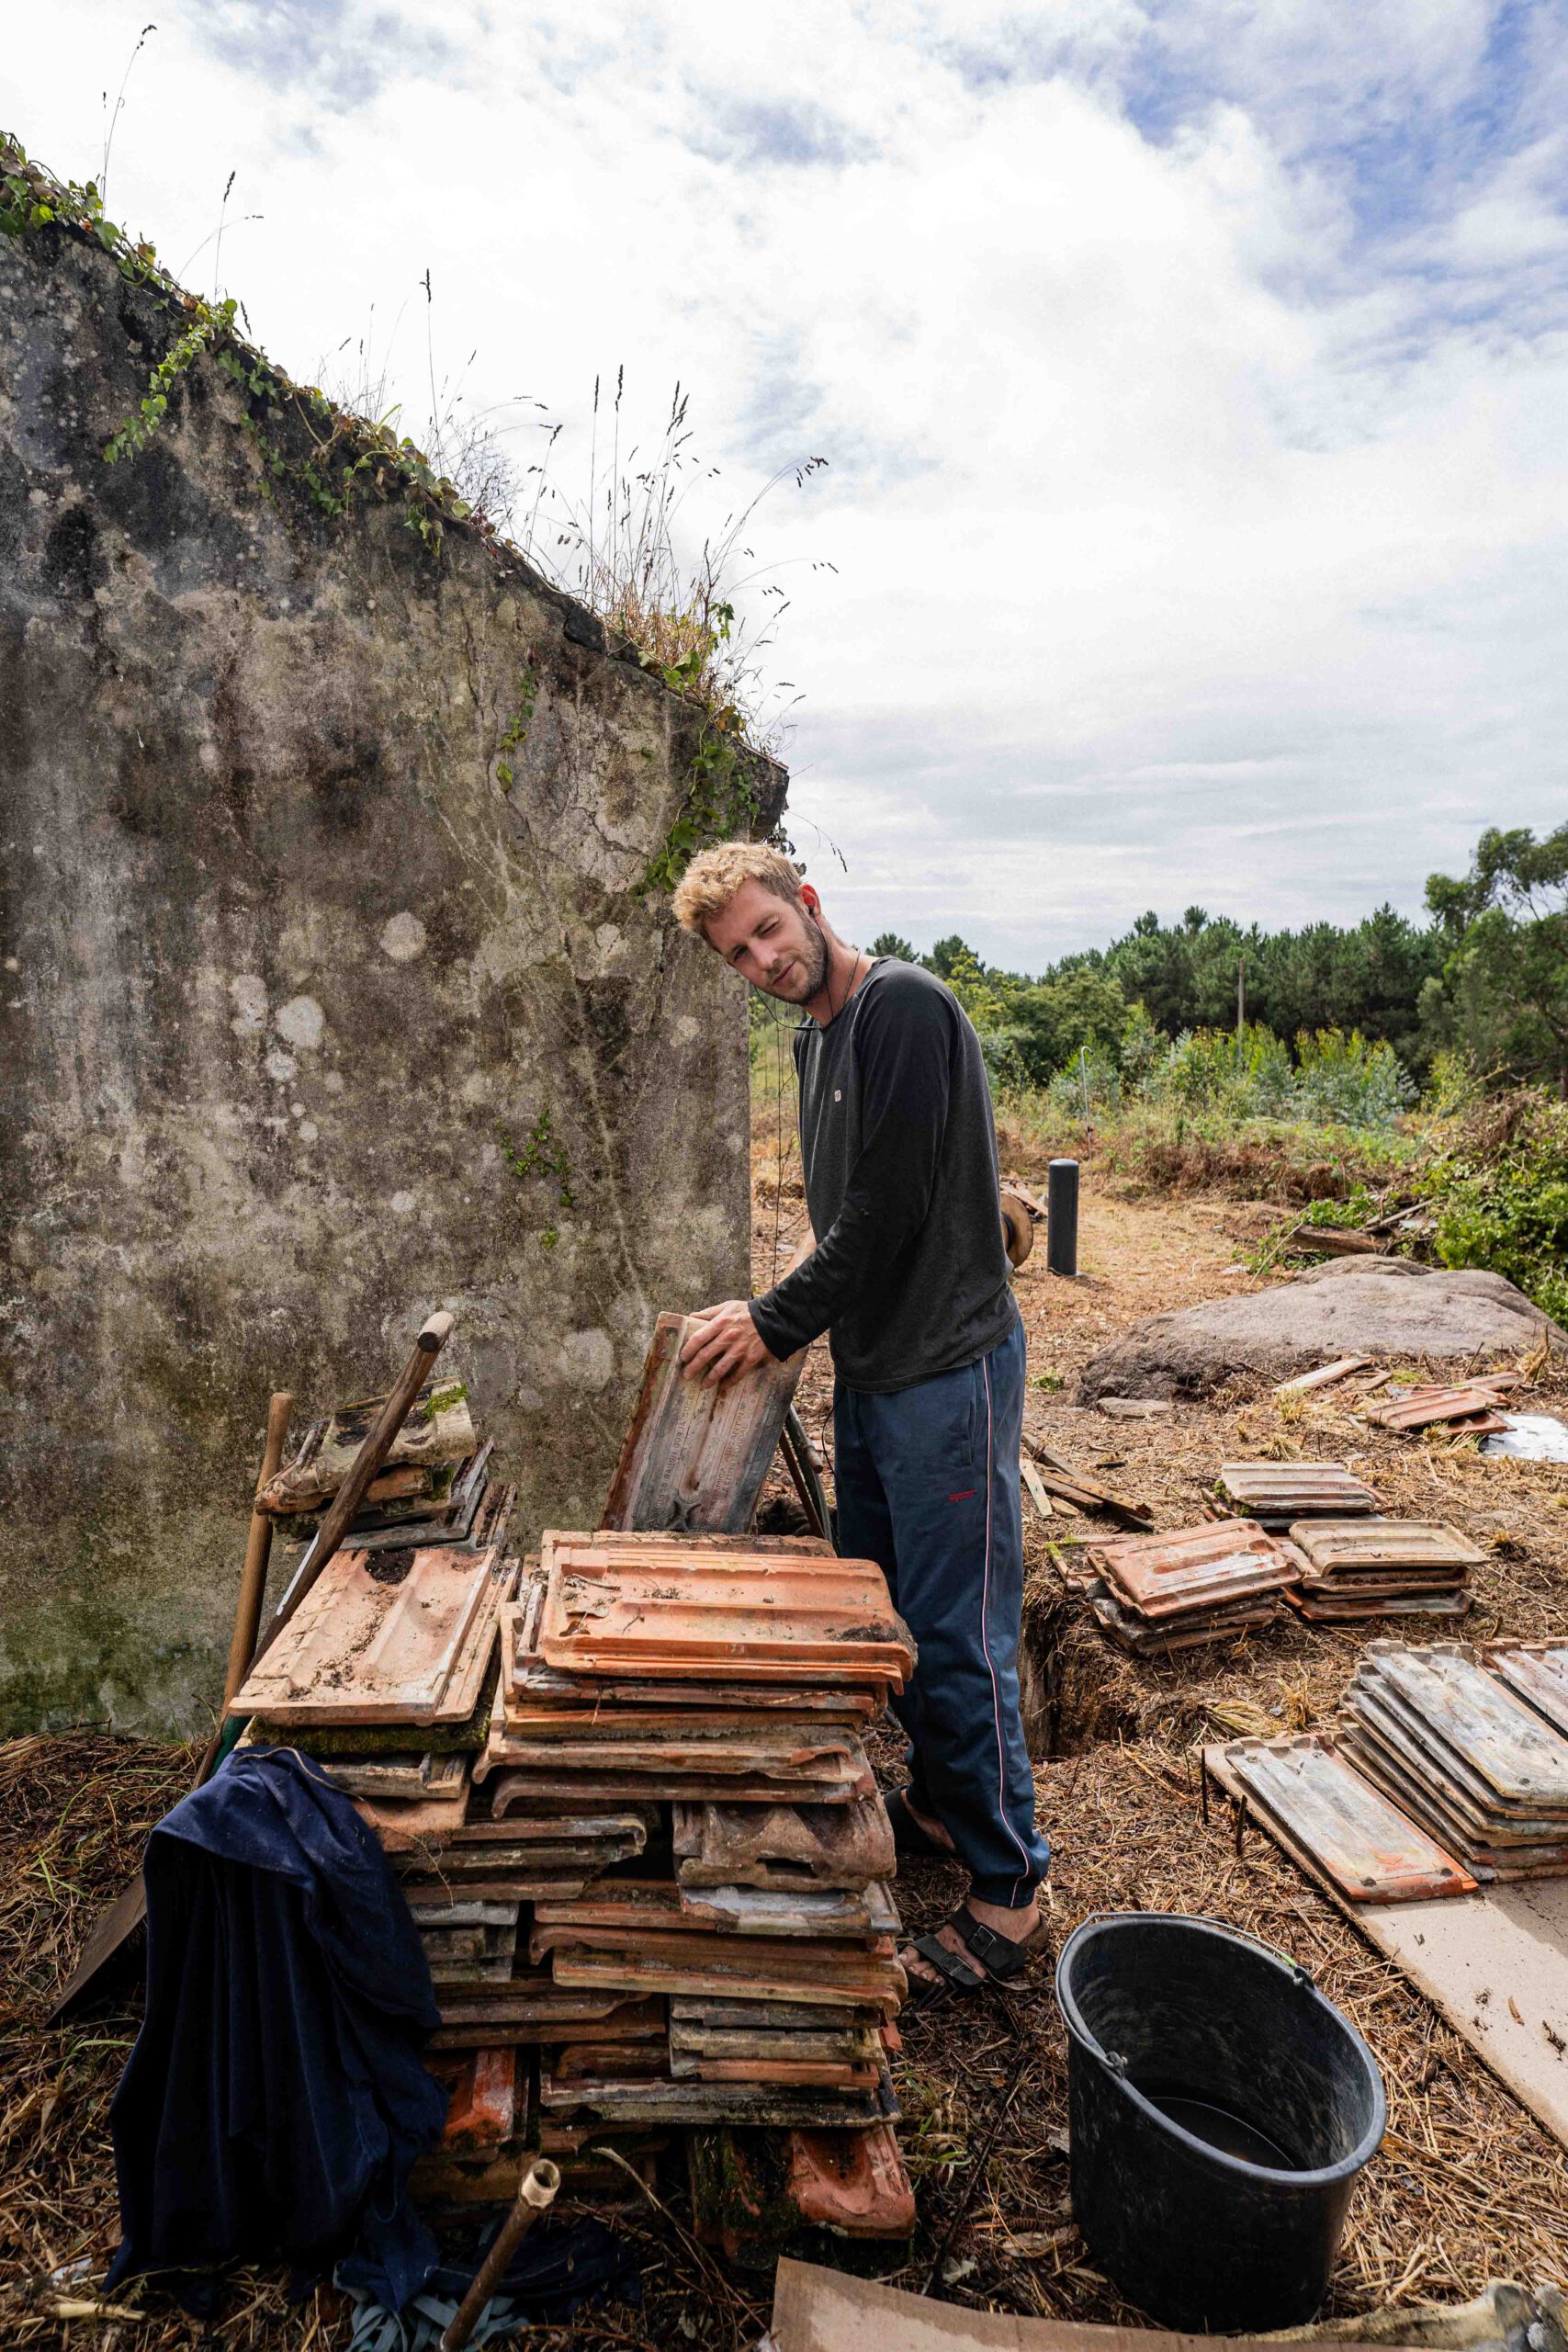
top-left (1070, 1909), bottom-right (1315, 1988)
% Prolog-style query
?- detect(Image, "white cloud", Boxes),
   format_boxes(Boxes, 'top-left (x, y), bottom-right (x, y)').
top-left (8, 0), bottom-right (1567, 968)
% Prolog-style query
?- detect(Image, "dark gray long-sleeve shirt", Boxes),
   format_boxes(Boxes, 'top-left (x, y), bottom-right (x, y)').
top-left (749, 959), bottom-right (1018, 1391)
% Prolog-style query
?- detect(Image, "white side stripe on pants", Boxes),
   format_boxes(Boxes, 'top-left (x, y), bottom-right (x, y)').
top-left (980, 1351), bottom-right (1033, 1904)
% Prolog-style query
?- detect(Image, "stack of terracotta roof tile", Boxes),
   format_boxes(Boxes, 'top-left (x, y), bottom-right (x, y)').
top-left (1082, 1520), bottom-right (1299, 1656)
top-left (234, 1375), bottom-right (528, 2016)
top-left (1213, 1462), bottom-right (1382, 1532)
top-left (256, 1376), bottom-right (514, 1555)
top-left (456, 1529), bottom-right (914, 2129)
top-left (475, 1535), bottom-right (887, 1804)
top-left (1284, 1520), bottom-right (1483, 1622)
top-left (1339, 1640), bottom-right (1568, 1879)
top-left (411, 2049), bottom-right (669, 2200)
top-left (1361, 1374), bottom-right (1518, 1439)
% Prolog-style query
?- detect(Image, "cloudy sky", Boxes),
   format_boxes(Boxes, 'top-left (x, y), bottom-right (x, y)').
top-left (11, 2), bottom-right (1568, 968)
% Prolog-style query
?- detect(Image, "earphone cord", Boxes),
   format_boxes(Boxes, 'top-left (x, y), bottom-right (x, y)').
top-left (820, 913), bottom-right (865, 1027)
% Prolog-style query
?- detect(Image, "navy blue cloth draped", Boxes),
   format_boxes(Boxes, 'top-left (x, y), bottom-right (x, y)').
top-left (105, 1746), bottom-right (446, 2311)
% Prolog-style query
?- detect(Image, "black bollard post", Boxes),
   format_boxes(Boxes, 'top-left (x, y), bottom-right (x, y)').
top-left (1047, 1158), bottom-right (1079, 1278)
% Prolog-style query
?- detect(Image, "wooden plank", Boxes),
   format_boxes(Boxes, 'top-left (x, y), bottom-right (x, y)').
top-left (1272, 1356), bottom-right (1373, 1396)
top-left (1204, 1744), bottom-right (1568, 2152)
top-left (1021, 1437), bottom-right (1153, 1529)
top-left (1355, 1880), bottom-right (1568, 2148)
top-left (1020, 1457), bottom-right (1055, 1521)
top-left (600, 1312), bottom-right (804, 1534)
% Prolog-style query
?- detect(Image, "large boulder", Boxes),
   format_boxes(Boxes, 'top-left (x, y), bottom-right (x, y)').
top-left (1078, 1258), bottom-right (1564, 1401)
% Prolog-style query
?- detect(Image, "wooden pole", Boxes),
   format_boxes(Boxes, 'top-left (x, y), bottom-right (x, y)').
top-left (223, 1390), bottom-right (294, 1705)
top-left (191, 1389), bottom-right (295, 1787)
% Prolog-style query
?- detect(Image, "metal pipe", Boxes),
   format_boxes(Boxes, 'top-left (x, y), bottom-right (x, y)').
top-left (439, 2157), bottom-right (560, 2352)
top-left (1046, 1158), bottom-right (1079, 1278)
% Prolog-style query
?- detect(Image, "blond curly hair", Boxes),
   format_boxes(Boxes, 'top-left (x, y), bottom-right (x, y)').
top-left (671, 842), bottom-right (805, 936)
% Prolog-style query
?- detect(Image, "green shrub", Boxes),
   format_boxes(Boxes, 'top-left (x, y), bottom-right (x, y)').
top-left (1293, 1027), bottom-right (1415, 1126)
top-left (1158, 1023), bottom-right (1295, 1115)
top-left (1421, 1091), bottom-right (1568, 1324)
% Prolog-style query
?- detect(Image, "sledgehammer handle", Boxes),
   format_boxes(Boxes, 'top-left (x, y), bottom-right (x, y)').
top-left (440, 2159), bottom-right (560, 2352)
top-left (224, 1390), bottom-right (295, 1705)
top-left (254, 1310), bottom-right (456, 1662)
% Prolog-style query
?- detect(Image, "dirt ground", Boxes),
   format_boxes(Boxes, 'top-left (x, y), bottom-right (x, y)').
top-left (4, 1165), bottom-right (1566, 2347)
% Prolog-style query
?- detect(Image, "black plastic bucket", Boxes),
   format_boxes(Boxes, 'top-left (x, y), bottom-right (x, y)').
top-left (1055, 1912), bottom-right (1385, 2331)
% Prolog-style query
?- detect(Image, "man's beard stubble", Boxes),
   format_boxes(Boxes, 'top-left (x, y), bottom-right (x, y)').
top-left (763, 914), bottom-right (829, 1005)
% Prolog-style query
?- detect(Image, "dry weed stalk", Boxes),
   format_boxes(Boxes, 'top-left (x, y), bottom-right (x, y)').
top-left (516, 372), bottom-right (829, 751)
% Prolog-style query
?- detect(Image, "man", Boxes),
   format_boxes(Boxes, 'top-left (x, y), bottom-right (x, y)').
top-left (671, 841), bottom-right (1050, 2008)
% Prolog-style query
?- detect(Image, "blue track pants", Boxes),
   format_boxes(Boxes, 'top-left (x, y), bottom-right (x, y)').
top-left (833, 1317), bottom-right (1050, 1908)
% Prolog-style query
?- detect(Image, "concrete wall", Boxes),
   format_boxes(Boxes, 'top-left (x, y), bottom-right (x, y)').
top-left (0, 193), bottom-right (783, 1734)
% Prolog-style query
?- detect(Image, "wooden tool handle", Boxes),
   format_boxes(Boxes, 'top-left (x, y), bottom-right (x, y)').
top-left (193, 1391), bottom-right (296, 1788)
top-left (254, 1309), bottom-right (457, 1660)
top-left (222, 1391), bottom-right (294, 1708)
top-left (439, 2159), bottom-right (559, 2352)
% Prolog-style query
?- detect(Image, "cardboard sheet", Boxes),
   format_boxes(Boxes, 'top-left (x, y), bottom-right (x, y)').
top-left (1354, 1876), bottom-right (1568, 2145)
top-left (767, 2261), bottom-right (1387, 2352)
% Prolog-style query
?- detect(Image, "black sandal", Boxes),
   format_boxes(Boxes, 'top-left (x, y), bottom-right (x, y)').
top-left (886, 1787), bottom-right (954, 1863)
top-left (905, 1904), bottom-right (1052, 2013)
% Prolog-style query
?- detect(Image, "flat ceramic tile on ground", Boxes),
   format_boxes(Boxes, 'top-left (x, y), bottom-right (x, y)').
top-left (1222, 1731), bottom-right (1477, 1902)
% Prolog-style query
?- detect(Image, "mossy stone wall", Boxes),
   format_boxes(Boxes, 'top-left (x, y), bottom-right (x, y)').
top-left (0, 209), bottom-right (782, 1734)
